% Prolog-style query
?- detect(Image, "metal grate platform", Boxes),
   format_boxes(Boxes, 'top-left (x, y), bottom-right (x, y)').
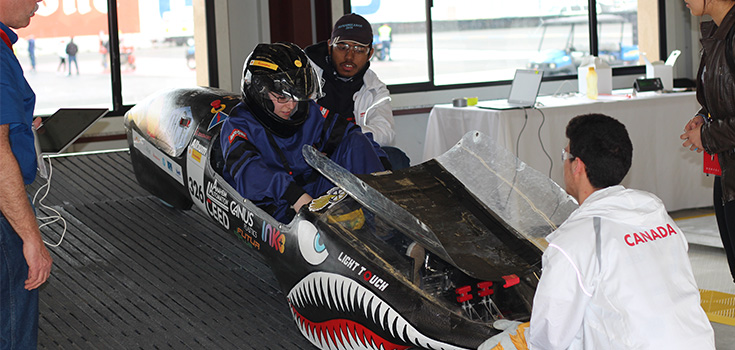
top-left (29, 151), bottom-right (313, 349)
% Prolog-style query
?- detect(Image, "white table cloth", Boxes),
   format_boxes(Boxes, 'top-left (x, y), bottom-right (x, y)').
top-left (423, 91), bottom-right (711, 211)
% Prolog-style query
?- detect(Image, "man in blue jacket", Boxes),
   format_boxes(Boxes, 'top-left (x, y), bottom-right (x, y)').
top-left (220, 42), bottom-right (387, 223)
top-left (0, 0), bottom-right (54, 348)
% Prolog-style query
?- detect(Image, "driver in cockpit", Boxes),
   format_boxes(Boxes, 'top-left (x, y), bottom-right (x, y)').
top-left (219, 42), bottom-right (389, 224)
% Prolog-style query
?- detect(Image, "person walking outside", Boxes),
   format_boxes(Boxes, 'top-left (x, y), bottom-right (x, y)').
top-left (56, 39), bottom-right (66, 73)
top-left (27, 34), bottom-right (35, 72)
top-left (66, 36), bottom-right (79, 76)
top-left (378, 23), bottom-right (392, 61)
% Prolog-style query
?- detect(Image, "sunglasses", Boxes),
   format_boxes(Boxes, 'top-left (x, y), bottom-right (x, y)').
top-left (561, 148), bottom-right (576, 162)
top-left (332, 42), bottom-right (370, 55)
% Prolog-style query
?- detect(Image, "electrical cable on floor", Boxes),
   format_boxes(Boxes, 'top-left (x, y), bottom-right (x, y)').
top-left (516, 108), bottom-right (529, 160)
top-left (33, 155), bottom-right (67, 247)
top-left (536, 108), bottom-right (553, 178)
top-left (504, 108), bottom-right (530, 206)
top-left (537, 107), bottom-right (564, 219)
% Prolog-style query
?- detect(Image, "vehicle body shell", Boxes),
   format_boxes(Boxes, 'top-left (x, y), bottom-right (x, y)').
top-left (124, 87), bottom-right (577, 349)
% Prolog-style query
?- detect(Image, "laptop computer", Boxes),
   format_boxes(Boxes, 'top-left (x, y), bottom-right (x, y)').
top-left (477, 69), bottom-right (544, 110)
top-left (34, 108), bottom-right (108, 178)
top-left (35, 108), bottom-right (109, 155)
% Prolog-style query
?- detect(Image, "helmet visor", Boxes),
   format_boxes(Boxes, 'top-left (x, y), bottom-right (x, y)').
top-left (250, 67), bottom-right (324, 103)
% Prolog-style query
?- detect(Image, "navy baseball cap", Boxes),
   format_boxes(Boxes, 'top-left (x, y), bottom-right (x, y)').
top-left (330, 13), bottom-right (373, 46)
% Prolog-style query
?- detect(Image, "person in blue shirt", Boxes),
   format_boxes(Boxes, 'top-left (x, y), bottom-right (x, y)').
top-left (0, 0), bottom-right (54, 348)
top-left (220, 42), bottom-right (387, 223)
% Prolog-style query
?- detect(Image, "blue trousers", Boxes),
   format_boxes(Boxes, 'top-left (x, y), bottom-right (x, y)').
top-left (0, 209), bottom-right (39, 349)
top-left (67, 55), bottom-right (78, 75)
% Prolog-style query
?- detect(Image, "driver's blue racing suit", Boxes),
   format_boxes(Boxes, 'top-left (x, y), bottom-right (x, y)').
top-left (220, 100), bottom-right (386, 223)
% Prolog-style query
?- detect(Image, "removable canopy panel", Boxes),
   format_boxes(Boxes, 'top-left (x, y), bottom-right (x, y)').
top-left (306, 131), bottom-right (577, 281)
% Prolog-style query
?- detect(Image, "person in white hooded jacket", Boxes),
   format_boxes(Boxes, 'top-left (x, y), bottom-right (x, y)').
top-left (306, 13), bottom-right (410, 170)
top-left (480, 113), bottom-right (715, 350)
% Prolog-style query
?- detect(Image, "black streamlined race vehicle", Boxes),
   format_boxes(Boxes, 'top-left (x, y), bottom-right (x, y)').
top-left (124, 87), bottom-right (578, 350)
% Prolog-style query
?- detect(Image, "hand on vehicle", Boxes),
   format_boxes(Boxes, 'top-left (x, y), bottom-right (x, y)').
top-left (477, 321), bottom-right (530, 350)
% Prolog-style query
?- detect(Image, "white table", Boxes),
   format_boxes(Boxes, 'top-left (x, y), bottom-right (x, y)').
top-left (423, 91), bottom-right (712, 212)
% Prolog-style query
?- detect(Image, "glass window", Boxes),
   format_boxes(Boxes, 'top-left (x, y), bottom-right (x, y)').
top-left (597, 1), bottom-right (639, 68)
top-left (347, 0), bottom-right (646, 89)
top-left (16, 0), bottom-right (113, 115)
top-left (528, 13), bottom-right (591, 77)
top-left (352, 0), bottom-right (430, 85)
top-left (122, 0), bottom-right (198, 105)
top-left (15, 0), bottom-right (200, 116)
top-left (430, 0), bottom-right (570, 84)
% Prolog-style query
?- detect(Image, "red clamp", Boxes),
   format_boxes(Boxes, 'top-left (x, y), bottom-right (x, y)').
top-left (455, 285), bottom-right (473, 303)
top-left (502, 274), bottom-right (520, 288)
top-left (477, 281), bottom-right (494, 297)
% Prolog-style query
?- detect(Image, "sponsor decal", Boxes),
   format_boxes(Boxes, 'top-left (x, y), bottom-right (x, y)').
top-left (228, 129), bottom-right (247, 144)
top-left (206, 180), bottom-right (229, 206)
top-left (230, 201), bottom-right (257, 237)
top-left (262, 222), bottom-right (285, 254)
top-left (194, 129), bottom-right (212, 141)
top-left (190, 149), bottom-right (202, 163)
top-left (308, 187), bottom-right (346, 212)
top-left (207, 100), bottom-right (229, 130)
top-left (238, 227), bottom-right (260, 250)
top-left (250, 59), bottom-right (279, 71)
top-left (189, 139), bottom-right (207, 164)
top-left (205, 181), bottom-right (230, 229)
top-left (624, 223), bottom-right (678, 247)
top-left (207, 111), bottom-right (229, 130)
top-left (337, 252), bottom-right (389, 292)
top-left (191, 139), bottom-right (208, 154)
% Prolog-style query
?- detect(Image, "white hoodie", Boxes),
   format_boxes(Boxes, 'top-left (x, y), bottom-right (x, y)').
top-left (312, 64), bottom-right (395, 146)
top-left (528, 185), bottom-right (715, 350)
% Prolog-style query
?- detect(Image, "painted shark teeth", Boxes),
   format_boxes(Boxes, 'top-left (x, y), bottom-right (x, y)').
top-left (288, 272), bottom-right (468, 350)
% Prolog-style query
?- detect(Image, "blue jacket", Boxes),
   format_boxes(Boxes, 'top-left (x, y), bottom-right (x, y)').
top-left (220, 100), bottom-right (385, 222)
top-left (0, 21), bottom-right (37, 184)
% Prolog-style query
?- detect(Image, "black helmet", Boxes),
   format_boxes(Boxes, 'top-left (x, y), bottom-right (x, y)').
top-left (241, 42), bottom-right (324, 137)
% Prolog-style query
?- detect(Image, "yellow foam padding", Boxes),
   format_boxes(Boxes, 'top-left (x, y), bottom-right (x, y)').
top-left (700, 289), bottom-right (735, 326)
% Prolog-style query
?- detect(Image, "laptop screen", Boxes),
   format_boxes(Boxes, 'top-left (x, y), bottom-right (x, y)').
top-left (507, 69), bottom-right (543, 105)
top-left (36, 108), bottom-right (109, 155)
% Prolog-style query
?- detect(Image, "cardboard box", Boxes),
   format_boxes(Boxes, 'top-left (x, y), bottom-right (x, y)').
top-left (643, 51), bottom-right (679, 91)
top-left (578, 56), bottom-right (612, 95)
top-left (646, 62), bottom-right (673, 91)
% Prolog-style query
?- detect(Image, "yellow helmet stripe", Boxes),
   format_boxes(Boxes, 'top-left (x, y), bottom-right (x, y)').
top-left (250, 60), bottom-right (279, 71)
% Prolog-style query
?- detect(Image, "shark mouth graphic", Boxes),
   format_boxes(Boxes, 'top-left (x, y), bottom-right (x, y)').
top-left (287, 272), bottom-right (467, 350)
